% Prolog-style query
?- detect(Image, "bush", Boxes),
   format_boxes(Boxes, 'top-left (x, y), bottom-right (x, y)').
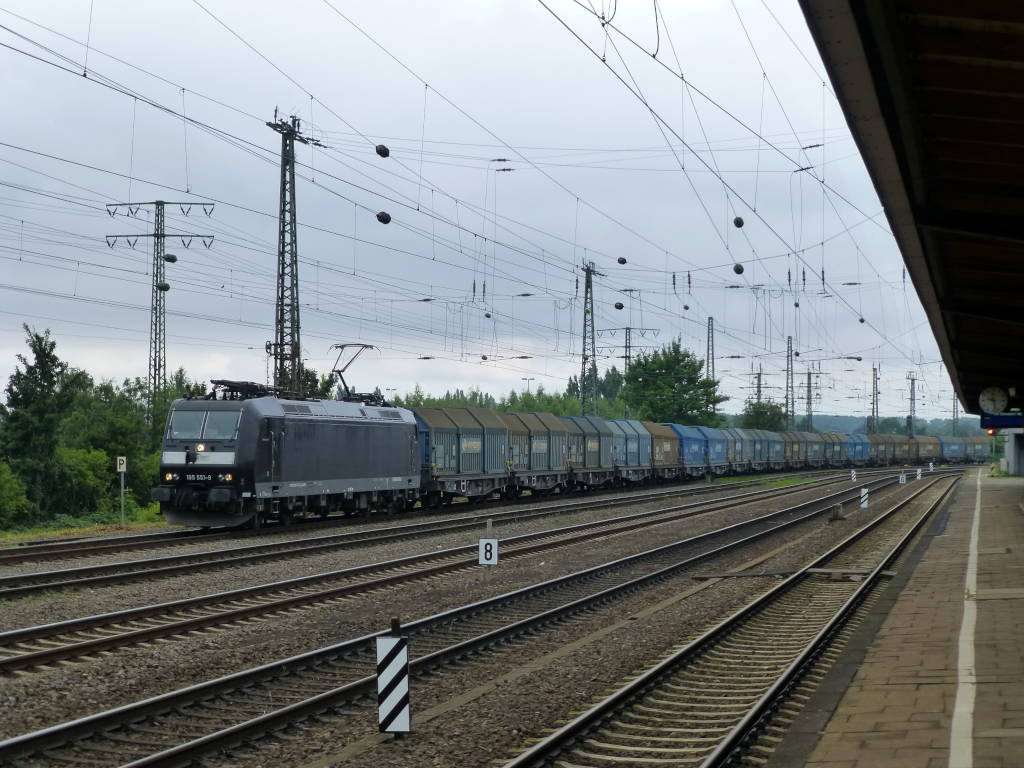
top-left (54, 446), bottom-right (112, 518)
top-left (0, 459), bottom-right (35, 528)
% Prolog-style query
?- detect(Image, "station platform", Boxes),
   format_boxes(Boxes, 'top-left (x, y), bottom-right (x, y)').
top-left (771, 469), bottom-right (1024, 768)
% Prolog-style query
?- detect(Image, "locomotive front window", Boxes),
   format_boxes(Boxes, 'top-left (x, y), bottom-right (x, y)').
top-left (168, 411), bottom-right (205, 439)
top-left (203, 411), bottom-right (241, 440)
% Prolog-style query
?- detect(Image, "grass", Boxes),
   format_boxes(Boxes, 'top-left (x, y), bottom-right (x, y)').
top-left (760, 476), bottom-right (814, 489)
top-left (0, 503), bottom-right (171, 546)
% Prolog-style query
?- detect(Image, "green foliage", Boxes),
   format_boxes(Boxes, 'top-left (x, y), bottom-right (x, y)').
top-left (394, 386), bottom-right (499, 411)
top-left (1, 325), bottom-right (91, 515)
top-left (395, 380), bottom-right (627, 419)
top-left (598, 366), bottom-right (625, 401)
top-left (0, 459), bottom-right (32, 528)
top-left (300, 367), bottom-right (336, 399)
top-left (54, 446), bottom-right (112, 517)
top-left (739, 400), bottom-right (787, 431)
top-left (622, 339), bottom-right (727, 425)
top-left (0, 328), bottom-right (213, 531)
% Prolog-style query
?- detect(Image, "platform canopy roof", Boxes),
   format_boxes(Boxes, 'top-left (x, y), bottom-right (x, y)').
top-left (799, 0), bottom-right (1024, 414)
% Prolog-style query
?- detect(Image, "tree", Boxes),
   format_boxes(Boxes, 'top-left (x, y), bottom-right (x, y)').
top-left (300, 366), bottom-right (335, 400)
top-left (599, 366), bottom-right (625, 400)
top-left (622, 339), bottom-right (727, 425)
top-left (1, 325), bottom-right (90, 514)
top-left (739, 400), bottom-right (787, 431)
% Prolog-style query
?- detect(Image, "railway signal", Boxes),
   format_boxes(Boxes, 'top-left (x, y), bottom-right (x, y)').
top-left (376, 618), bottom-right (410, 734)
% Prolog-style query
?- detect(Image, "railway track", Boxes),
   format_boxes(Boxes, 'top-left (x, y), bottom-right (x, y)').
top-left (0, 471), bottom-right (946, 767)
top-left (0, 471), bottom-right (899, 598)
top-left (0, 473), bottom-right (918, 674)
top-left (502, 473), bottom-right (960, 768)
top-left (0, 468), bottom-right (873, 567)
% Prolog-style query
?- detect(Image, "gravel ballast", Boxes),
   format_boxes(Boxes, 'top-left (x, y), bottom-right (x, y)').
top-left (0, 477), bottom-right (862, 631)
top-left (0, 478), bottom-right (923, 746)
top-left (220, 480), bottom-right (955, 768)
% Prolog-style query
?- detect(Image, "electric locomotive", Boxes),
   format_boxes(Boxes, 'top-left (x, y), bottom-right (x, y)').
top-left (151, 380), bottom-right (419, 527)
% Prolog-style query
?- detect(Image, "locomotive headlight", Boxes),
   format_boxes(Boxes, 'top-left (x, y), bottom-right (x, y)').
top-left (224, 473), bottom-right (233, 482)
top-left (164, 472), bottom-right (173, 481)
top-left (196, 443), bottom-right (206, 452)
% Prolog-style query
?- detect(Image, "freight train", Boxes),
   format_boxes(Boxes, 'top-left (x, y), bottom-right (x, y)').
top-left (151, 380), bottom-right (990, 528)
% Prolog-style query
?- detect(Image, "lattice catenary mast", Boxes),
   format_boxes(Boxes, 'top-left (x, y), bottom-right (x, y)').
top-left (907, 371), bottom-right (917, 438)
top-left (785, 335), bottom-right (795, 428)
top-left (871, 365), bottom-right (880, 433)
top-left (105, 200), bottom-right (213, 439)
top-left (706, 316), bottom-right (716, 413)
top-left (579, 261), bottom-right (604, 415)
top-left (266, 111), bottom-right (322, 398)
top-left (806, 369), bottom-right (814, 432)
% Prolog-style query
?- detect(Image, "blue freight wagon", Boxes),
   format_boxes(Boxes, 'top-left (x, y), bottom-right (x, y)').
top-left (621, 421), bottom-right (641, 466)
top-left (666, 424), bottom-right (708, 477)
top-left (561, 417), bottom-right (585, 468)
top-left (759, 430), bottom-right (786, 469)
top-left (612, 420), bottom-right (648, 482)
top-left (782, 431), bottom-right (804, 468)
top-left (741, 428), bottom-right (765, 470)
top-left (605, 419), bottom-right (628, 467)
top-left (803, 432), bottom-right (826, 467)
top-left (723, 427), bottom-right (754, 472)
top-left (413, 407), bottom-right (507, 502)
top-left (531, 412), bottom-right (568, 472)
top-left (414, 408), bottom-right (458, 475)
top-left (625, 420), bottom-right (653, 467)
top-left (500, 413), bottom-right (530, 473)
top-left (696, 426), bottom-right (729, 474)
top-left (844, 433), bottom-right (871, 465)
top-left (568, 416), bottom-right (601, 468)
top-left (582, 415), bottom-right (616, 469)
top-left (465, 407), bottom-right (508, 474)
top-left (820, 433), bottom-right (844, 466)
top-left (939, 436), bottom-right (966, 463)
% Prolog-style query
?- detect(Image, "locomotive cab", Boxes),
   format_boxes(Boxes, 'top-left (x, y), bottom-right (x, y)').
top-left (151, 402), bottom-right (252, 527)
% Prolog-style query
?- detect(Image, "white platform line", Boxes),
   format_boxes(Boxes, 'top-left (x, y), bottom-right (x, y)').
top-left (949, 469), bottom-right (981, 768)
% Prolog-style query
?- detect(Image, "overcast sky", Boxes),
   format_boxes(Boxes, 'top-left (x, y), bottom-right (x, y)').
top-left (0, 0), bottom-right (959, 420)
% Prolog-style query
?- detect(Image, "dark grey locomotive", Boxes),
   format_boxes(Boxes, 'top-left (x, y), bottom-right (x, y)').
top-left (151, 385), bottom-right (419, 527)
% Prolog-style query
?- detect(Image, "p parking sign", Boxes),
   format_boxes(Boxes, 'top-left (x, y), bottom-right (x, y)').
top-left (116, 456), bottom-right (127, 525)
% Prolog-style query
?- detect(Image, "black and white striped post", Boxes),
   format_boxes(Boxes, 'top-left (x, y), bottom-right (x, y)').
top-left (860, 487), bottom-right (869, 509)
top-left (376, 617), bottom-right (410, 734)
